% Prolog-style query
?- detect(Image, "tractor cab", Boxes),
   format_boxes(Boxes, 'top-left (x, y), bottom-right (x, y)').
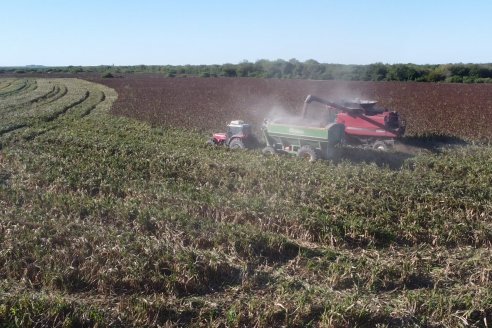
top-left (227, 120), bottom-right (252, 139)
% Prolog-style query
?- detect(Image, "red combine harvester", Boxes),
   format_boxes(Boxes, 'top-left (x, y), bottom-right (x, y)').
top-left (302, 95), bottom-right (405, 150)
top-left (207, 120), bottom-right (256, 149)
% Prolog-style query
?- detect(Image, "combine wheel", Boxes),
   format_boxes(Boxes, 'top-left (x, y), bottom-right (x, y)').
top-left (297, 145), bottom-right (318, 162)
top-left (372, 141), bottom-right (388, 151)
top-left (229, 138), bottom-right (245, 149)
top-left (262, 146), bottom-right (276, 155)
top-left (206, 139), bottom-right (216, 146)
top-left (324, 145), bottom-right (340, 160)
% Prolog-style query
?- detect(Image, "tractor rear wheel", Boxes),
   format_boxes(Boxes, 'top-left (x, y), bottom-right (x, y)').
top-left (297, 145), bottom-right (318, 162)
top-left (262, 146), bottom-right (276, 155)
top-left (229, 138), bottom-right (245, 149)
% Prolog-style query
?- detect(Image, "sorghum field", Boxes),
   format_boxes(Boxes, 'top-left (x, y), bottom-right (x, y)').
top-left (1, 76), bottom-right (492, 327)
top-left (94, 76), bottom-right (492, 140)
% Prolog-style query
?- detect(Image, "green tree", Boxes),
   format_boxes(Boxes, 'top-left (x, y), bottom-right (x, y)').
top-left (237, 61), bottom-right (255, 77)
top-left (303, 59), bottom-right (323, 79)
top-left (449, 64), bottom-right (470, 77)
top-left (222, 64), bottom-right (237, 77)
top-left (388, 64), bottom-right (419, 81)
top-left (366, 63), bottom-right (388, 81)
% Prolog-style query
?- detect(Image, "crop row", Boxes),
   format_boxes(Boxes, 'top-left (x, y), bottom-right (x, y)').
top-left (0, 79), bottom-right (56, 110)
top-left (0, 79), bottom-right (36, 98)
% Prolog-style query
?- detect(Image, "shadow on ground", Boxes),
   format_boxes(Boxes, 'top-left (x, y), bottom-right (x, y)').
top-left (332, 147), bottom-right (414, 170)
top-left (330, 134), bottom-right (470, 170)
top-left (397, 134), bottom-right (469, 154)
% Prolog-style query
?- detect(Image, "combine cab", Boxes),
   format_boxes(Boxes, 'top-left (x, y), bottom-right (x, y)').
top-left (207, 120), bottom-right (256, 149)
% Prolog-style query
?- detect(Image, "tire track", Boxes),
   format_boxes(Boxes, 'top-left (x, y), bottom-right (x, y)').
top-left (27, 90), bottom-right (107, 140)
top-left (0, 79), bottom-right (29, 97)
top-left (0, 81), bottom-right (12, 91)
top-left (0, 85), bottom-right (57, 113)
top-left (44, 84), bottom-right (68, 105)
top-left (78, 90), bottom-right (106, 118)
top-left (0, 79), bottom-right (115, 142)
top-left (0, 91), bottom-right (89, 137)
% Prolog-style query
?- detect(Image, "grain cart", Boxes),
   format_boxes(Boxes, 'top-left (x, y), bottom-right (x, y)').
top-left (262, 119), bottom-right (345, 161)
top-left (302, 95), bottom-right (405, 150)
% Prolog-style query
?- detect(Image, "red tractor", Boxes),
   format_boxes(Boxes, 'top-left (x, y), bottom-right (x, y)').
top-left (302, 95), bottom-right (405, 150)
top-left (207, 120), bottom-right (256, 149)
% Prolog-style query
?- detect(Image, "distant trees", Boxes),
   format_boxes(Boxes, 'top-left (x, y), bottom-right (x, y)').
top-left (2, 60), bottom-right (492, 83)
top-left (365, 63), bottom-right (388, 81)
top-left (237, 61), bottom-right (255, 77)
top-left (221, 64), bottom-right (237, 77)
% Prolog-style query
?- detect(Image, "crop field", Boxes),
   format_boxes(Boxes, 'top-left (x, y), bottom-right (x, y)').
top-left (95, 76), bottom-right (492, 141)
top-left (1, 77), bottom-right (492, 327)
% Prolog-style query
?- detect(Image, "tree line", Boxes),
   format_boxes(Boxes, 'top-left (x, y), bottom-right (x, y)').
top-left (2, 60), bottom-right (492, 83)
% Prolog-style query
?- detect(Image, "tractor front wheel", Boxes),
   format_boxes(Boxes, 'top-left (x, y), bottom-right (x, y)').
top-left (297, 145), bottom-right (318, 162)
top-left (229, 138), bottom-right (245, 149)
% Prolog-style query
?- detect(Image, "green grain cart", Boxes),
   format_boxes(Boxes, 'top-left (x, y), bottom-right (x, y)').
top-left (262, 119), bottom-right (345, 161)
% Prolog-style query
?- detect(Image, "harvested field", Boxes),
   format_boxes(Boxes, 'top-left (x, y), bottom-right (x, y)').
top-left (1, 77), bottom-right (492, 327)
top-left (95, 76), bottom-right (492, 141)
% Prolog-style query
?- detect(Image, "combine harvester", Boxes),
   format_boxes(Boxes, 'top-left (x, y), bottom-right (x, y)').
top-left (262, 95), bottom-right (405, 161)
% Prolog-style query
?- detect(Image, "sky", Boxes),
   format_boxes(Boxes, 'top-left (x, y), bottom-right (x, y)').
top-left (1, 0), bottom-right (491, 66)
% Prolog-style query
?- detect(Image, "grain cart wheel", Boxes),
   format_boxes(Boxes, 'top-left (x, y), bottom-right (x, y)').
top-left (262, 146), bottom-right (276, 156)
top-left (297, 145), bottom-right (318, 162)
top-left (372, 141), bottom-right (388, 151)
top-left (229, 138), bottom-right (245, 149)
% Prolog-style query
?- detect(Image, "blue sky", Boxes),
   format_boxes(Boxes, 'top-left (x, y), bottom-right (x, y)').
top-left (2, 0), bottom-right (491, 66)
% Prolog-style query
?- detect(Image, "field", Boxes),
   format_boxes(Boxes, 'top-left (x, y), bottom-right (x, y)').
top-left (1, 77), bottom-right (492, 327)
top-left (93, 76), bottom-right (492, 140)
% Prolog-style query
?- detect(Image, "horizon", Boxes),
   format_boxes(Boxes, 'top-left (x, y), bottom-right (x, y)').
top-left (2, 0), bottom-right (492, 66)
top-left (3, 60), bottom-right (492, 69)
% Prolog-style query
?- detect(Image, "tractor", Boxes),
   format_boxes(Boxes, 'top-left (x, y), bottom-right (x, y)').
top-left (207, 120), bottom-right (256, 149)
